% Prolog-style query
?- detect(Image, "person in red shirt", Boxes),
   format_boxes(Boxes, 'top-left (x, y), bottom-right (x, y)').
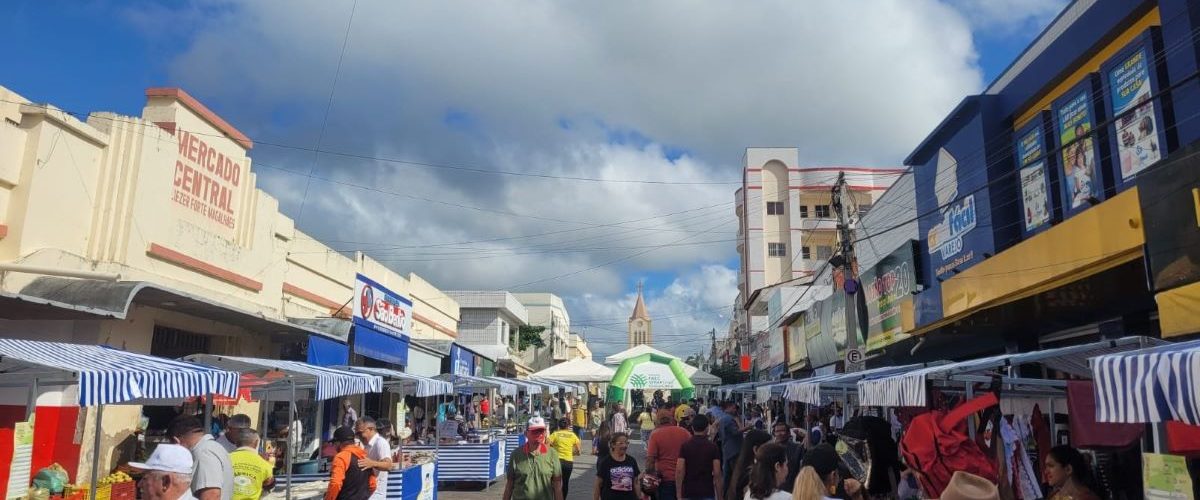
top-left (482, 397), bottom-right (491, 418)
top-left (325, 427), bottom-right (376, 500)
top-left (646, 413), bottom-right (691, 500)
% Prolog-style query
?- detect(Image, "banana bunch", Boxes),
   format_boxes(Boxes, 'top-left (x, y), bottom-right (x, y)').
top-left (98, 472), bottom-right (132, 485)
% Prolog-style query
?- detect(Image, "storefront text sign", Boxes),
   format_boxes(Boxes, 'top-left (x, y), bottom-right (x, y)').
top-left (172, 130), bottom-right (243, 237)
top-left (353, 274), bottom-right (413, 339)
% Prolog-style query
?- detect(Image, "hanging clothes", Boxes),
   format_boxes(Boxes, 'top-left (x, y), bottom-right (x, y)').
top-left (1002, 418), bottom-right (1043, 500)
top-left (1030, 405), bottom-right (1052, 481)
top-left (1066, 380), bottom-right (1143, 448)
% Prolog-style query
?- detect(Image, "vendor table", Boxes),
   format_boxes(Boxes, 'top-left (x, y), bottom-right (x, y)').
top-left (272, 462), bottom-right (438, 500)
top-left (405, 441), bottom-right (505, 483)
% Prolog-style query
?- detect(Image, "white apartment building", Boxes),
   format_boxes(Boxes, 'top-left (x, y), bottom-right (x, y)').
top-left (734, 148), bottom-right (902, 344)
top-left (568, 333), bottom-right (593, 361)
top-left (513, 293), bottom-right (571, 370)
top-left (445, 291), bottom-right (534, 377)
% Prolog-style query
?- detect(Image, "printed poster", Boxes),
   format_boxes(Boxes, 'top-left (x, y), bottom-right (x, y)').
top-left (6, 419), bottom-right (33, 500)
top-left (861, 245), bottom-right (916, 351)
top-left (1109, 46), bottom-right (1162, 179)
top-left (418, 462), bottom-right (435, 500)
top-left (1057, 89), bottom-right (1101, 210)
top-left (1143, 452), bottom-right (1194, 499)
top-left (1017, 128), bottom-right (1051, 231)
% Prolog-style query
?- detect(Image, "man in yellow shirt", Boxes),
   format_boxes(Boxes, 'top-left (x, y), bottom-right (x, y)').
top-left (547, 418), bottom-right (581, 499)
top-left (229, 429), bottom-right (275, 500)
top-left (674, 400), bottom-right (694, 424)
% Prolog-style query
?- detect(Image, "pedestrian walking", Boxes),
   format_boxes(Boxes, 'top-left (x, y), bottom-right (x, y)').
top-left (169, 416), bottom-right (234, 500)
top-left (724, 430), bottom-right (770, 500)
top-left (743, 443), bottom-right (790, 500)
top-left (325, 427), bottom-right (375, 500)
top-left (637, 409), bottom-right (655, 443)
top-left (647, 413), bottom-right (690, 500)
top-left (594, 433), bottom-right (644, 500)
top-left (573, 397), bottom-right (589, 439)
top-left (612, 404), bottom-right (629, 435)
top-left (130, 444), bottom-right (198, 500)
top-left (503, 416), bottom-right (565, 500)
top-left (356, 417), bottom-right (394, 500)
top-left (594, 421), bottom-right (613, 458)
top-left (717, 402), bottom-right (752, 491)
top-left (770, 422), bottom-right (804, 493)
top-left (549, 417), bottom-right (582, 499)
top-left (675, 415), bottom-right (722, 500)
top-left (229, 430), bottom-right (274, 500)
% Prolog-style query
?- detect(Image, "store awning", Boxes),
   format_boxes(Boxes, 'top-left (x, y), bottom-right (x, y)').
top-left (0, 339), bottom-right (240, 406)
top-left (531, 377), bottom-right (582, 394)
top-left (438, 373), bottom-right (518, 396)
top-left (1090, 338), bottom-right (1200, 424)
top-left (485, 376), bottom-right (542, 395)
top-left (857, 336), bottom-right (1162, 407)
top-left (337, 366), bottom-right (454, 397)
top-left (186, 354), bottom-right (382, 401)
top-left (784, 364), bottom-right (932, 404)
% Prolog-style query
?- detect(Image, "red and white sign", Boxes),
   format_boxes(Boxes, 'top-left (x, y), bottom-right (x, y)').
top-left (171, 130), bottom-right (242, 237)
top-left (353, 274), bottom-right (412, 338)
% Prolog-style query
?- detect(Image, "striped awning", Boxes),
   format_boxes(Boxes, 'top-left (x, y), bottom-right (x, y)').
top-left (439, 373), bottom-right (519, 396)
top-left (486, 376), bottom-right (543, 395)
top-left (785, 364), bottom-right (929, 404)
top-left (858, 337), bottom-right (1159, 407)
top-left (0, 339), bottom-right (240, 406)
top-left (186, 355), bottom-right (382, 401)
top-left (1090, 338), bottom-right (1200, 424)
top-left (338, 366), bottom-right (454, 397)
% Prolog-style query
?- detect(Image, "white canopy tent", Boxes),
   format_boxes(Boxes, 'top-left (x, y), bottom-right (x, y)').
top-left (530, 357), bottom-right (615, 383)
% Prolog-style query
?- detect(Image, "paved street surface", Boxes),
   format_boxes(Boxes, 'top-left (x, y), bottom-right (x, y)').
top-left (438, 435), bottom-right (649, 500)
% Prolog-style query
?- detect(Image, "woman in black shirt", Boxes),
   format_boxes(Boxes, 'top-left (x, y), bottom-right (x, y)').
top-left (594, 432), bottom-right (645, 500)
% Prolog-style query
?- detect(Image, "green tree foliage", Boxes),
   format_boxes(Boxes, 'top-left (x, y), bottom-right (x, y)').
top-left (518, 325), bottom-right (547, 351)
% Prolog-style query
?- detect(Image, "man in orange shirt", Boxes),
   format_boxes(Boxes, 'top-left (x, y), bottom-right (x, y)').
top-left (325, 427), bottom-right (376, 500)
top-left (646, 414), bottom-right (691, 500)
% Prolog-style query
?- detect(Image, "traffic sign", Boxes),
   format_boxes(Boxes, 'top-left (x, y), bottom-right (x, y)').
top-left (845, 347), bottom-right (864, 365)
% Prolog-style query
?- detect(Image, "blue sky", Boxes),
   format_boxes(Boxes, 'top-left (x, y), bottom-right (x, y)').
top-left (4, 1), bottom-right (1065, 358)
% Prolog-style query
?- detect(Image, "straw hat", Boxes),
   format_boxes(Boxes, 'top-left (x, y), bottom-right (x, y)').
top-left (939, 471), bottom-right (999, 500)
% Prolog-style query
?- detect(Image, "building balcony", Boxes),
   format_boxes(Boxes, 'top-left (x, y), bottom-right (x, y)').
top-left (799, 218), bottom-right (838, 231)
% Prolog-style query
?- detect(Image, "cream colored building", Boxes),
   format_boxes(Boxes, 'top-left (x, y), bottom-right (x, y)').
top-left (567, 333), bottom-right (593, 361)
top-left (0, 86), bottom-right (460, 486)
top-left (513, 292), bottom-right (571, 370)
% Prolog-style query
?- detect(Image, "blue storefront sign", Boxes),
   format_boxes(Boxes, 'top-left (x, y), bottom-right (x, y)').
top-left (352, 273), bottom-right (412, 366)
top-left (449, 344), bottom-right (475, 377)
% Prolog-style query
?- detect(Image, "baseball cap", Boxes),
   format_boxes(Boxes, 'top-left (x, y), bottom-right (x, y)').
top-left (330, 427), bottom-right (356, 444)
top-left (527, 416), bottom-right (547, 430)
top-left (128, 444), bottom-right (193, 474)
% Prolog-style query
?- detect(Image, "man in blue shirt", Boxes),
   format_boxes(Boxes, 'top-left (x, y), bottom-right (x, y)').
top-left (717, 401), bottom-right (751, 490)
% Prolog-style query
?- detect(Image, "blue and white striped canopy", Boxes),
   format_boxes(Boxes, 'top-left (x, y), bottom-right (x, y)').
top-left (338, 366), bottom-right (454, 397)
top-left (858, 337), bottom-right (1157, 407)
top-left (785, 364), bottom-right (927, 405)
top-left (1090, 338), bottom-right (1200, 424)
top-left (439, 373), bottom-right (519, 396)
top-left (187, 355), bottom-right (382, 401)
top-left (486, 376), bottom-right (542, 395)
top-left (0, 339), bottom-right (240, 407)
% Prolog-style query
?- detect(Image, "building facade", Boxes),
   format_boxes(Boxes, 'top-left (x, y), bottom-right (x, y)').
top-left (0, 86), bottom-right (461, 490)
top-left (513, 292), bottom-right (571, 370)
top-left (567, 333), bottom-right (593, 361)
top-left (445, 290), bottom-right (534, 376)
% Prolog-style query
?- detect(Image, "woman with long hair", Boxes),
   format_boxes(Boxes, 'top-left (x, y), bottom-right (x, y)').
top-left (745, 442), bottom-right (791, 500)
top-left (1045, 445), bottom-right (1102, 500)
top-left (725, 429), bottom-right (772, 500)
top-left (792, 444), bottom-right (850, 500)
top-left (594, 421), bottom-right (613, 457)
top-left (594, 432), bottom-right (644, 500)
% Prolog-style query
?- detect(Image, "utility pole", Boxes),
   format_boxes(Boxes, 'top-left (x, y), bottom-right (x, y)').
top-left (831, 172), bottom-right (863, 372)
top-left (708, 328), bottom-right (717, 372)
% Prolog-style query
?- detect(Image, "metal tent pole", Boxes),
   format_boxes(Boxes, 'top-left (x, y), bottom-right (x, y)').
top-left (25, 378), bottom-right (38, 420)
top-left (204, 393), bottom-right (214, 435)
top-left (286, 381), bottom-right (295, 500)
top-left (89, 405), bottom-right (106, 500)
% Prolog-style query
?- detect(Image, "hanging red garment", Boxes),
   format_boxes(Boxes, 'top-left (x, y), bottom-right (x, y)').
top-left (1031, 404), bottom-right (1051, 481)
top-left (1165, 421), bottom-right (1200, 457)
top-left (1066, 380), bottom-right (1143, 448)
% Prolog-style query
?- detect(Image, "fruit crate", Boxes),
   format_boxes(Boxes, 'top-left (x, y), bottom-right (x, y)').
top-left (94, 483), bottom-right (112, 500)
top-left (109, 482), bottom-right (135, 500)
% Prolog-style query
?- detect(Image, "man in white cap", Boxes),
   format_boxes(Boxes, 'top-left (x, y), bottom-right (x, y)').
top-left (130, 444), bottom-right (197, 500)
top-left (502, 416), bottom-right (564, 500)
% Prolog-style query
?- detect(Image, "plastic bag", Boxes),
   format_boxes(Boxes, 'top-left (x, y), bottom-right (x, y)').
top-left (32, 463), bottom-right (69, 494)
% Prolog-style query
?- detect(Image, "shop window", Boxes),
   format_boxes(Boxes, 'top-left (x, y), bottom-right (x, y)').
top-left (151, 326), bottom-right (211, 359)
top-left (799, 205), bottom-right (809, 218)
top-left (814, 205), bottom-right (831, 218)
top-left (767, 201), bottom-right (785, 215)
top-left (768, 242), bottom-right (787, 257)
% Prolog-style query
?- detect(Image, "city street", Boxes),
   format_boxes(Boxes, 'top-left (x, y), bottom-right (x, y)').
top-left (439, 437), bottom-right (647, 500)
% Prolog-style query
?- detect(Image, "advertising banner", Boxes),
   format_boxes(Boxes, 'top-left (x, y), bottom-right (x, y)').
top-left (1107, 43), bottom-right (1162, 181)
top-left (1055, 80), bottom-right (1104, 214)
top-left (861, 243), bottom-right (917, 351)
top-left (804, 301), bottom-right (838, 368)
top-left (449, 344), bottom-right (475, 377)
top-left (353, 274), bottom-right (413, 339)
top-left (1016, 123), bottom-right (1052, 233)
top-left (786, 323), bottom-right (807, 368)
top-left (768, 327), bottom-right (786, 368)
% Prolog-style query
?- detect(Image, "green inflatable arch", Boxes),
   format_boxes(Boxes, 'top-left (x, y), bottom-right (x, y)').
top-left (606, 353), bottom-right (695, 402)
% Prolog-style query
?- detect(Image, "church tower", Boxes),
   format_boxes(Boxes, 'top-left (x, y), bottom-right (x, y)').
top-left (628, 282), bottom-right (652, 348)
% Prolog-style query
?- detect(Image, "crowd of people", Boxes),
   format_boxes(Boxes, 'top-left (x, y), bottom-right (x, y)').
top-left (504, 393), bottom-right (1106, 500)
top-left (130, 404), bottom-right (398, 500)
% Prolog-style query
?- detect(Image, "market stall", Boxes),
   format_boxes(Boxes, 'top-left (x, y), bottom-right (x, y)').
top-left (0, 339), bottom-right (240, 500)
top-left (424, 373), bottom-right (516, 486)
top-left (185, 354), bottom-right (383, 500)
